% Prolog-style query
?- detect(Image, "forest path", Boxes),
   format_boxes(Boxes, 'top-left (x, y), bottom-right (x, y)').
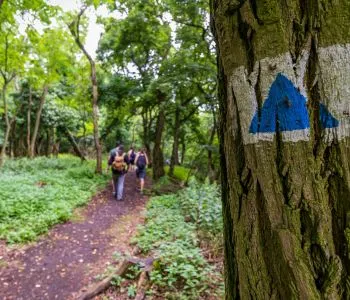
top-left (0, 171), bottom-right (149, 300)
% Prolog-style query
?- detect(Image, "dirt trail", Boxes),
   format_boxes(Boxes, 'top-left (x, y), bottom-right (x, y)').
top-left (0, 171), bottom-right (149, 300)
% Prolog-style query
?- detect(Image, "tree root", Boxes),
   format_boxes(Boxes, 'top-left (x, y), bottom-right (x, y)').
top-left (135, 271), bottom-right (150, 300)
top-left (77, 248), bottom-right (154, 300)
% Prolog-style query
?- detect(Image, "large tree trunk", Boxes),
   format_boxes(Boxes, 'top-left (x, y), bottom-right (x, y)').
top-left (152, 108), bottom-right (166, 181)
top-left (30, 85), bottom-right (48, 158)
top-left (212, 0), bottom-right (350, 298)
top-left (169, 107), bottom-right (180, 176)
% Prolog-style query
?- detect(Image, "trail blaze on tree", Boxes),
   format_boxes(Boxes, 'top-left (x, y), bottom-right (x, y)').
top-left (211, 0), bottom-right (350, 298)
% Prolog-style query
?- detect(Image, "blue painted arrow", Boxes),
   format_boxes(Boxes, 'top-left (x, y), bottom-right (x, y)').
top-left (249, 73), bottom-right (338, 134)
top-left (319, 103), bottom-right (339, 128)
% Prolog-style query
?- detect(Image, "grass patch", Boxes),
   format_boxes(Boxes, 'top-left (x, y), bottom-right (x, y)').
top-left (0, 155), bottom-right (109, 243)
top-left (164, 165), bottom-right (190, 182)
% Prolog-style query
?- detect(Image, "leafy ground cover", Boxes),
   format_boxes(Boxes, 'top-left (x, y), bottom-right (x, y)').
top-left (164, 166), bottom-right (190, 182)
top-left (0, 155), bottom-right (109, 243)
top-left (99, 180), bottom-right (224, 299)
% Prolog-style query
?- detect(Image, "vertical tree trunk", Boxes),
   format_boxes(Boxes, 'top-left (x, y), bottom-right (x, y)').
top-left (27, 85), bottom-right (32, 157)
top-left (152, 108), bottom-right (166, 180)
top-left (30, 85), bottom-right (48, 158)
top-left (212, 0), bottom-right (350, 298)
top-left (180, 136), bottom-right (186, 165)
top-left (0, 83), bottom-right (10, 167)
top-left (91, 61), bottom-right (102, 173)
top-left (142, 109), bottom-right (152, 160)
top-left (69, 8), bottom-right (102, 173)
top-left (17, 127), bottom-right (26, 157)
top-left (9, 117), bottom-right (17, 157)
top-left (169, 107), bottom-right (180, 176)
top-left (37, 136), bottom-right (44, 156)
top-left (45, 129), bottom-right (53, 157)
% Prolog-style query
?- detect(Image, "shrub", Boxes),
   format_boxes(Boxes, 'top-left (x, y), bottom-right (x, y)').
top-left (132, 187), bottom-right (223, 298)
top-left (178, 178), bottom-right (222, 236)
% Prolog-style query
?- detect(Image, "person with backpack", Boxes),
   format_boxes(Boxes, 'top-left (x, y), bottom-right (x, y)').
top-left (107, 141), bottom-right (121, 196)
top-left (135, 148), bottom-right (149, 195)
top-left (127, 147), bottom-right (136, 171)
top-left (107, 144), bottom-right (129, 201)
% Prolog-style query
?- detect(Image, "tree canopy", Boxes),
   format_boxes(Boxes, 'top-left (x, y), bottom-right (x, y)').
top-left (0, 0), bottom-right (218, 181)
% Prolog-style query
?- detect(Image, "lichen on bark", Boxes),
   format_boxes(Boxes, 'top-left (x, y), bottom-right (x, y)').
top-left (211, 0), bottom-right (350, 298)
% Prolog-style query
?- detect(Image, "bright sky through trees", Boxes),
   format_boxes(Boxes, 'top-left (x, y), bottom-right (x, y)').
top-left (48, 0), bottom-right (107, 58)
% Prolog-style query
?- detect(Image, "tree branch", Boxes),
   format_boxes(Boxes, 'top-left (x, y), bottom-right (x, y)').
top-left (68, 6), bottom-right (93, 63)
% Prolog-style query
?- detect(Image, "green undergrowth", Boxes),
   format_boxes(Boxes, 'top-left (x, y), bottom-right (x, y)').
top-left (164, 165), bottom-right (190, 182)
top-left (128, 179), bottom-right (224, 299)
top-left (0, 155), bottom-right (109, 243)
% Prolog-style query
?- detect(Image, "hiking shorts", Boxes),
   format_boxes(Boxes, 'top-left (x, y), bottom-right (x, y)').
top-left (136, 168), bottom-right (146, 179)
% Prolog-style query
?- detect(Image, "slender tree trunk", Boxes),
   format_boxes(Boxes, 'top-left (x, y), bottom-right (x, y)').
top-left (64, 127), bottom-right (86, 161)
top-left (27, 85), bottom-right (32, 157)
top-left (46, 129), bottom-right (53, 157)
top-left (212, 0), bottom-right (350, 298)
top-left (9, 117), bottom-right (17, 158)
top-left (169, 107), bottom-right (180, 176)
top-left (142, 110), bottom-right (152, 160)
top-left (17, 127), bottom-right (25, 157)
top-left (91, 61), bottom-right (102, 173)
top-left (30, 85), bottom-right (48, 158)
top-left (37, 136), bottom-right (44, 156)
top-left (152, 108), bottom-right (166, 180)
top-left (180, 136), bottom-right (186, 165)
top-left (0, 83), bottom-right (10, 167)
top-left (69, 9), bottom-right (102, 173)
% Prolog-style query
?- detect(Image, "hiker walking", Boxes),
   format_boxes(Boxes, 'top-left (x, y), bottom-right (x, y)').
top-left (127, 147), bottom-right (136, 171)
top-left (135, 148), bottom-right (149, 195)
top-left (107, 144), bottom-right (129, 200)
top-left (107, 141), bottom-right (121, 196)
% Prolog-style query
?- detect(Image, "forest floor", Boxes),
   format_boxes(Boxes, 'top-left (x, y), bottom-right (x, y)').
top-left (0, 170), bottom-right (149, 300)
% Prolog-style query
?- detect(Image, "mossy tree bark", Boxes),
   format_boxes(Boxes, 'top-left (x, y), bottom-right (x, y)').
top-left (211, 0), bottom-right (350, 298)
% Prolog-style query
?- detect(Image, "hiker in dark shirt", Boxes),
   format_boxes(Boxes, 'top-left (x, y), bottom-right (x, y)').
top-left (128, 147), bottom-right (136, 171)
top-left (135, 148), bottom-right (149, 195)
top-left (107, 144), bottom-right (129, 200)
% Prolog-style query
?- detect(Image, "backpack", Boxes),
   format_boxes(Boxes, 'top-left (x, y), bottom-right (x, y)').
top-left (112, 153), bottom-right (126, 172)
top-left (136, 155), bottom-right (146, 170)
top-left (129, 150), bottom-right (136, 162)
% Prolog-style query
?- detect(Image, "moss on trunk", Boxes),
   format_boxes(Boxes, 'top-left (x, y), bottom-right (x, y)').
top-left (211, 0), bottom-right (350, 298)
